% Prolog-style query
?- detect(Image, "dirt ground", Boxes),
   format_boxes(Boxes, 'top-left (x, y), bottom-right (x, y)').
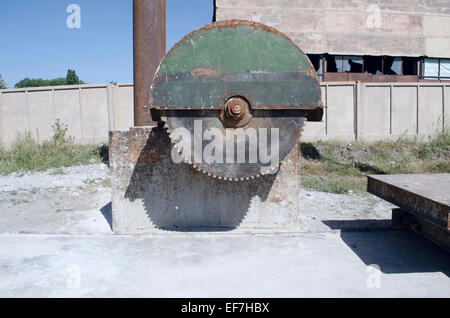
top-left (0, 163), bottom-right (395, 234)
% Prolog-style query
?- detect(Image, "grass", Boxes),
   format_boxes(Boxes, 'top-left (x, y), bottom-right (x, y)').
top-left (300, 130), bottom-right (450, 194)
top-left (0, 132), bottom-right (108, 176)
top-left (1, 122), bottom-right (448, 196)
top-left (10, 199), bottom-right (29, 206)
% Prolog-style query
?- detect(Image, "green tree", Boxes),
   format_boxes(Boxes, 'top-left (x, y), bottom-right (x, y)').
top-left (66, 69), bottom-right (82, 85)
top-left (14, 70), bottom-right (85, 88)
top-left (0, 74), bottom-right (7, 89)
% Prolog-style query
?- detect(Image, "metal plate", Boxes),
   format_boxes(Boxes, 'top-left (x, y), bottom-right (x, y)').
top-left (150, 20), bottom-right (322, 110)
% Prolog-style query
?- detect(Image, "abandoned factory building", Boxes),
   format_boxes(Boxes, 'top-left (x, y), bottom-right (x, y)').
top-left (214, 0), bottom-right (450, 82)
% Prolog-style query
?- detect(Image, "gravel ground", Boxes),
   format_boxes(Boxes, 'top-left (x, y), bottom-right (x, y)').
top-left (0, 164), bottom-right (394, 234)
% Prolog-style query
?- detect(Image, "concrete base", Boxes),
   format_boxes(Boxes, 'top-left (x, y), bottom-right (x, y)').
top-left (110, 126), bottom-right (302, 234)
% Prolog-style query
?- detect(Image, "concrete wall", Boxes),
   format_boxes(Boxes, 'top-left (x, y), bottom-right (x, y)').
top-left (0, 83), bottom-right (134, 147)
top-left (215, 0), bottom-right (450, 58)
top-left (303, 82), bottom-right (450, 142)
top-left (0, 82), bottom-right (448, 147)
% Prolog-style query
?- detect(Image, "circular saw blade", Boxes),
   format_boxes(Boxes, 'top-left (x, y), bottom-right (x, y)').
top-left (163, 112), bottom-right (305, 181)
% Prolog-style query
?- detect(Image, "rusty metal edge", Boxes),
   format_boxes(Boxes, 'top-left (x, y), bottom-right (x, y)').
top-left (368, 176), bottom-right (450, 230)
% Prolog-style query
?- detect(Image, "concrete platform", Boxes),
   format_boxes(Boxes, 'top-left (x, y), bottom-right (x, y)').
top-left (0, 231), bottom-right (449, 298)
top-left (368, 174), bottom-right (450, 252)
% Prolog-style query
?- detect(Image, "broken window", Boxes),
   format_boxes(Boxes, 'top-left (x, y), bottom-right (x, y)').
top-left (363, 56), bottom-right (382, 74)
top-left (320, 55), bottom-right (421, 80)
top-left (307, 54), bottom-right (324, 81)
top-left (403, 57), bottom-right (419, 76)
top-left (333, 56), bottom-right (363, 73)
top-left (363, 56), bottom-right (403, 75)
top-left (383, 57), bottom-right (402, 75)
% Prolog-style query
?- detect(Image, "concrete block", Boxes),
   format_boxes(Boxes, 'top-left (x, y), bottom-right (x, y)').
top-left (423, 16), bottom-right (450, 37)
top-left (426, 37), bottom-right (450, 59)
top-left (53, 89), bottom-right (83, 143)
top-left (285, 32), bottom-right (326, 55)
top-left (113, 84), bottom-right (134, 130)
top-left (80, 87), bottom-right (109, 144)
top-left (392, 86), bottom-right (418, 136)
top-left (419, 86), bottom-right (444, 136)
top-left (2, 91), bottom-right (28, 144)
top-left (326, 33), bottom-right (425, 56)
top-left (326, 85), bottom-right (355, 138)
top-left (364, 86), bottom-right (391, 138)
top-left (27, 90), bottom-right (54, 142)
top-left (110, 127), bottom-right (302, 234)
top-left (324, 11), bottom-right (422, 36)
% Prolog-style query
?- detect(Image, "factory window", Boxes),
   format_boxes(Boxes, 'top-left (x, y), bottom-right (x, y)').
top-left (363, 56), bottom-right (382, 74)
top-left (325, 55), bottom-right (421, 76)
top-left (330, 56), bottom-right (363, 73)
top-left (362, 56), bottom-right (404, 75)
top-left (307, 54), bottom-right (324, 81)
top-left (424, 58), bottom-right (450, 80)
top-left (318, 55), bottom-right (422, 81)
top-left (403, 57), bottom-right (419, 76)
top-left (384, 57), bottom-right (403, 75)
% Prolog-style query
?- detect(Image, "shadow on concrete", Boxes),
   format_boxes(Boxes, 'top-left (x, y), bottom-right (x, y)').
top-left (323, 220), bottom-right (450, 277)
top-left (124, 127), bottom-right (275, 232)
top-left (100, 202), bottom-right (113, 231)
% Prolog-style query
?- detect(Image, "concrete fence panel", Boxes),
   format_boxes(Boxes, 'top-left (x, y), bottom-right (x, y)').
top-left (419, 85), bottom-right (444, 136)
top-left (54, 88), bottom-right (83, 143)
top-left (0, 82), bottom-right (448, 148)
top-left (364, 85), bottom-right (391, 141)
top-left (112, 84), bottom-right (134, 130)
top-left (80, 86), bottom-right (110, 145)
top-left (392, 86), bottom-right (418, 137)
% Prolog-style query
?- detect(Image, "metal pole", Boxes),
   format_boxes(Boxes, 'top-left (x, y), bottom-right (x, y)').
top-left (133, 0), bottom-right (166, 126)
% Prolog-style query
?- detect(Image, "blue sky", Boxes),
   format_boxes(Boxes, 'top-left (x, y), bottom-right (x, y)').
top-left (0, 0), bottom-right (214, 88)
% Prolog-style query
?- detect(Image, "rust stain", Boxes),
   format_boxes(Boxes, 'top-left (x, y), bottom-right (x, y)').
top-left (190, 68), bottom-right (221, 79)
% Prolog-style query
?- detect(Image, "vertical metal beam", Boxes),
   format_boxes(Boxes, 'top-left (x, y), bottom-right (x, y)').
top-left (133, 0), bottom-right (166, 127)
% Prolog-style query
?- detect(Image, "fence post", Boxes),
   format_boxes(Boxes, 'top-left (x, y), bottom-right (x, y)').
top-left (355, 81), bottom-right (364, 141)
top-left (0, 90), bottom-right (5, 147)
top-left (106, 83), bottom-right (115, 131)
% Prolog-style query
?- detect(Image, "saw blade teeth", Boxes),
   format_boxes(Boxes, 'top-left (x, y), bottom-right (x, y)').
top-left (163, 115), bottom-right (306, 181)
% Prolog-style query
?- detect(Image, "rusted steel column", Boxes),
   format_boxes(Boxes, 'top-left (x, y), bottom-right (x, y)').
top-left (133, 0), bottom-right (166, 126)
